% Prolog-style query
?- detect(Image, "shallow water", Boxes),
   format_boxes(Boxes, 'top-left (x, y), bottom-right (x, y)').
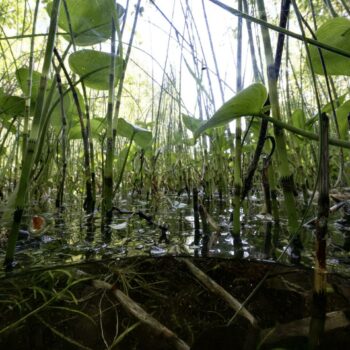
top-left (1, 193), bottom-right (350, 276)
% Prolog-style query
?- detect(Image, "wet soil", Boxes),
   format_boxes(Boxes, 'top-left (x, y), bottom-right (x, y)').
top-left (1, 257), bottom-right (350, 349)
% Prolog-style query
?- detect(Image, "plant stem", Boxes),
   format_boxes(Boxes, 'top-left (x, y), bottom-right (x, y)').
top-left (4, 0), bottom-right (61, 267)
top-left (242, 0), bottom-right (263, 82)
top-left (102, 18), bottom-right (117, 222)
top-left (52, 61), bottom-right (67, 209)
top-left (62, 0), bottom-right (95, 212)
top-left (232, 0), bottom-right (243, 238)
top-left (113, 132), bottom-right (135, 195)
top-left (209, 0), bottom-right (350, 59)
top-left (53, 48), bottom-right (94, 213)
top-left (309, 113), bottom-right (329, 348)
top-left (22, 0), bottom-right (40, 161)
top-left (256, 0), bottom-right (298, 234)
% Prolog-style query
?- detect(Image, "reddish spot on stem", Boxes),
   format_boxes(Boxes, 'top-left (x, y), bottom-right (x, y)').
top-left (32, 215), bottom-right (45, 231)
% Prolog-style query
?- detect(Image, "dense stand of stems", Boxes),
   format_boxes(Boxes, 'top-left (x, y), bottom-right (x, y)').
top-left (53, 48), bottom-right (94, 213)
top-left (4, 0), bottom-right (61, 267)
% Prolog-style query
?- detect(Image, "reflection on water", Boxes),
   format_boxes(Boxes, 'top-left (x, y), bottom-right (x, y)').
top-left (1, 193), bottom-right (350, 276)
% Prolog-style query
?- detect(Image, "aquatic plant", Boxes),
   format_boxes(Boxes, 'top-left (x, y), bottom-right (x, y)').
top-left (0, 0), bottom-right (350, 346)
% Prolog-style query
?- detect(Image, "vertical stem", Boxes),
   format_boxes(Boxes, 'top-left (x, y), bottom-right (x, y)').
top-left (62, 0), bottom-right (95, 212)
top-left (102, 18), bottom-right (117, 221)
top-left (242, 0), bottom-right (262, 82)
top-left (113, 132), bottom-right (135, 195)
top-left (323, 0), bottom-right (338, 17)
top-left (4, 0), bottom-right (61, 267)
top-left (82, 86), bottom-right (96, 210)
top-left (274, 0), bottom-right (291, 78)
top-left (113, 0), bottom-right (142, 140)
top-left (52, 61), bottom-right (67, 209)
top-left (199, 204), bottom-right (210, 257)
top-left (241, 0), bottom-right (289, 215)
top-left (193, 187), bottom-right (201, 249)
top-left (53, 48), bottom-right (93, 213)
top-left (201, 0), bottom-right (224, 103)
top-left (309, 113), bottom-right (329, 348)
top-left (241, 115), bottom-right (268, 201)
top-left (268, 159), bottom-right (280, 224)
top-left (232, 0), bottom-right (243, 238)
top-left (256, 0), bottom-right (298, 234)
top-left (339, 0), bottom-right (350, 15)
top-left (262, 156), bottom-right (272, 215)
top-left (151, 0), bottom-right (172, 153)
top-left (22, 0), bottom-right (40, 161)
top-left (112, 0), bottom-right (141, 201)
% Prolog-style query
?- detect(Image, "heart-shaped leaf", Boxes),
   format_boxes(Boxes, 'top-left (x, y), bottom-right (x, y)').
top-left (194, 83), bottom-right (268, 138)
top-left (116, 118), bottom-right (152, 149)
top-left (0, 95), bottom-right (26, 116)
top-left (47, 0), bottom-right (124, 46)
top-left (182, 114), bottom-right (204, 133)
top-left (69, 118), bottom-right (105, 139)
top-left (309, 17), bottom-right (350, 76)
top-left (16, 67), bottom-right (53, 102)
top-left (69, 50), bottom-right (123, 90)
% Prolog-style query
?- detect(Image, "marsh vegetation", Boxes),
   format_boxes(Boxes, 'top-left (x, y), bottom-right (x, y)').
top-left (0, 0), bottom-right (350, 348)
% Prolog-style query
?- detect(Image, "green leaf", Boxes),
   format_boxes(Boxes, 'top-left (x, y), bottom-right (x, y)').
top-left (115, 146), bottom-right (130, 180)
top-left (336, 100), bottom-right (350, 140)
top-left (305, 115), bottom-right (318, 128)
top-left (0, 95), bottom-right (26, 116)
top-left (322, 93), bottom-right (347, 113)
top-left (291, 109), bottom-right (306, 130)
top-left (69, 118), bottom-right (105, 140)
top-left (116, 118), bottom-right (152, 149)
top-left (50, 89), bottom-right (74, 133)
top-left (16, 67), bottom-right (52, 102)
top-left (47, 0), bottom-right (124, 46)
top-left (309, 17), bottom-right (350, 76)
top-left (67, 124), bottom-right (81, 140)
top-left (291, 109), bottom-right (308, 146)
top-left (182, 114), bottom-right (204, 133)
top-left (0, 118), bottom-right (17, 133)
top-left (69, 50), bottom-right (123, 90)
top-left (194, 83), bottom-right (268, 138)
top-left (91, 118), bottom-right (106, 137)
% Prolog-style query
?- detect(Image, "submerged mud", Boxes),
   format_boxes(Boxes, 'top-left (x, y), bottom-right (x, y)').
top-left (1, 257), bottom-right (350, 349)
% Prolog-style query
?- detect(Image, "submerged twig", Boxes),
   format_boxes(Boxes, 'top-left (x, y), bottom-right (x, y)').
top-left (177, 258), bottom-right (258, 327)
top-left (92, 280), bottom-right (190, 350)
